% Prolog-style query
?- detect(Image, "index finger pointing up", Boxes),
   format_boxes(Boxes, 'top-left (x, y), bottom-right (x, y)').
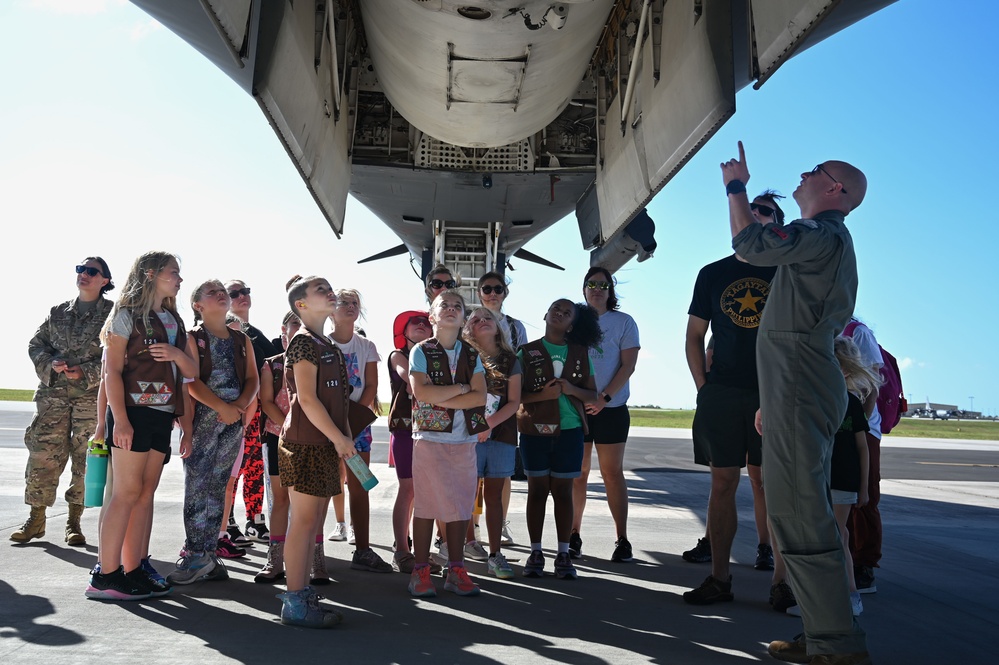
top-left (738, 140), bottom-right (746, 163)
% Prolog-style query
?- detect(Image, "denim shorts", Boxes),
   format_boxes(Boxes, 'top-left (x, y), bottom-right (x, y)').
top-left (519, 427), bottom-right (584, 479)
top-left (831, 489), bottom-right (858, 505)
top-left (475, 440), bottom-right (517, 479)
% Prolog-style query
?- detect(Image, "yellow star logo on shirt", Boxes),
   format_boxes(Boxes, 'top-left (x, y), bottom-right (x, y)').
top-left (733, 289), bottom-right (762, 314)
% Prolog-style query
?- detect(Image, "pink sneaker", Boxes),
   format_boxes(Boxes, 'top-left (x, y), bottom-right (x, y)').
top-left (444, 566), bottom-right (480, 596)
top-left (408, 566), bottom-right (437, 598)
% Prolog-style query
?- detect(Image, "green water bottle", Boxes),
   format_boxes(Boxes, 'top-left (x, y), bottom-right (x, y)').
top-left (84, 438), bottom-right (109, 507)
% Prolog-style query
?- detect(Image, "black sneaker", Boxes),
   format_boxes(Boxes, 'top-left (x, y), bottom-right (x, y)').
top-left (85, 566), bottom-right (152, 601)
top-left (204, 555), bottom-right (229, 581)
top-left (855, 565), bottom-right (877, 594)
top-left (568, 531), bottom-right (583, 559)
top-left (611, 537), bottom-right (633, 562)
top-left (682, 575), bottom-right (734, 605)
top-left (245, 519), bottom-right (270, 543)
top-left (125, 566), bottom-right (172, 598)
top-left (769, 580), bottom-right (796, 612)
top-left (755, 543), bottom-right (775, 571)
top-left (216, 535), bottom-right (247, 559)
top-left (682, 537), bottom-right (712, 563)
top-left (227, 517), bottom-right (251, 546)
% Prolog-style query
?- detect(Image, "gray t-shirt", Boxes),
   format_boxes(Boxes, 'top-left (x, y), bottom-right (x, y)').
top-left (588, 310), bottom-right (640, 408)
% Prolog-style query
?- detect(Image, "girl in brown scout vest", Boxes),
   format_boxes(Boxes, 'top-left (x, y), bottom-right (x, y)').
top-left (168, 280), bottom-right (259, 585)
top-left (254, 310), bottom-right (301, 583)
top-left (407, 290), bottom-right (488, 598)
top-left (462, 306), bottom-right (522, 580)
top-left (86, 251), bottom-right (199, 601)
top-left (275, 275), bottom-right (356, 628)
top-left (517, 299), bottom-right (601, 581)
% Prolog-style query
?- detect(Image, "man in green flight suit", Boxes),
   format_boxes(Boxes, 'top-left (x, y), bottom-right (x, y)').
top-left (722, 142), bottom-right (871, 665)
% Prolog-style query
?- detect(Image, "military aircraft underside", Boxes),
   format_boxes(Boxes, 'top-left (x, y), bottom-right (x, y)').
top-left (132, 0), bottom-right (896, 290)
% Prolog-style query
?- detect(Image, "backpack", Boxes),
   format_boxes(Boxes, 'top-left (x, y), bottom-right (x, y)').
top-left (843, 321), bottom-right (907, 435)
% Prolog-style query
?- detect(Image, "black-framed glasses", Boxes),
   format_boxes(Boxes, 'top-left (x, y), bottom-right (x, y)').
top-left (75, 265), bottom-right (103, 277)
top-left (750, 203), bottom-right (775, 218)
top-left (479, 284), bottom-right (506, 295)
top-left (228, 288), bottom-right (251, 298)
top-left (585, 281), bottom-right (610, 291)
top-left (429, 279), bottom-right (456, 290)
top-left (811, 164), bottom-right (848, 194)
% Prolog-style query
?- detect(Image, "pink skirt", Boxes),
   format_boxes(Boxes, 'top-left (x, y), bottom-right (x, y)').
top-left (412, 439), bottom-right (477, 522)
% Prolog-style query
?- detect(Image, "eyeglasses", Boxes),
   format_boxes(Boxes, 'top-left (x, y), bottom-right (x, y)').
top-left (750, 203), bottom-right (775, 218)
top-left (75, 265), bottom-right (103, 278)
top-left (585, 281), bottom-right (610, 291)
top-left (408, 316), bottom-right (431, 327)
top-left (429, 279), bottom-right (457, 290)
top-left (479, 284), bottom-right (505, 295)
top-left (228, 288), bottom-right (251, 298)
top-left (811, 164), bottom-right (848, 194)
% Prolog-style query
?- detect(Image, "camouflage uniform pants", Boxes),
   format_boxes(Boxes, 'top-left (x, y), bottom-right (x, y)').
top-left (24, 391), bottom-right (97, 507)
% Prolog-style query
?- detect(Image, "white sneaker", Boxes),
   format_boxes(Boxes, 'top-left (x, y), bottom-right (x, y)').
top-left (347, 525), bottom-right (356, 545)
top-left (464, 540), bottom-right (488, 562)
top-left (850, 591), bottom-right (864, 616)
top-left (435, 542), bottom-right (450, 565)
top-left (328, 522), bottom-right (347, 542)
top-left (487, 552), bottom-right (514, 579)
top-left (500, 521), bottom-right (514, 546)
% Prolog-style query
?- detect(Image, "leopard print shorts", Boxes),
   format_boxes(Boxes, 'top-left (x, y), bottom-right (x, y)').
top-left (277, 439), bottom-right (343, 498)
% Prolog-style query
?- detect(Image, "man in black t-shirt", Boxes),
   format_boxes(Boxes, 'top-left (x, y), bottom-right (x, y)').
top-left (682, 191), bottom-right (782, 606)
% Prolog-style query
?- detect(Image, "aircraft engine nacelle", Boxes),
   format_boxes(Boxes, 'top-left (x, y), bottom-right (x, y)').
top-left (358, 0), bottom-right (614, 148)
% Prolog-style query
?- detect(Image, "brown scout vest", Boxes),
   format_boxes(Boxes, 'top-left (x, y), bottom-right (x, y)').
top-left (280, 330), bottom-right (351, 446)
top-left (259, 353), bottom-right (285, 433)
top-left (483, 350), bottom-right (518, 445)
top-left (386, 348), bottom-right (413, 432)
top-left (189, 325), bottom-right (250, 388)
top-left (413, 339), bottom-right (489, 435)
top-left (123, 308), bottom-right (188, 416)
top-left (516, 339), bottom-right (590, 437)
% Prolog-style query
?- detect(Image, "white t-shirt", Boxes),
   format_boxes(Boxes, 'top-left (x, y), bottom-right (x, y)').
top-left (850, 323), bottom-right (884, 439)
top-left (330, 333), bottom-right (381, 404)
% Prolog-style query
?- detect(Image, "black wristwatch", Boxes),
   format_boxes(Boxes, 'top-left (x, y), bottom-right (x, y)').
top-left (600, 391), bottom-right (612, 403)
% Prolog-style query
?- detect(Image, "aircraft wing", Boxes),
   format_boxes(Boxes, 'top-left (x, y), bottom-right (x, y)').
top-left (131, 0), bottom-right (896, 278)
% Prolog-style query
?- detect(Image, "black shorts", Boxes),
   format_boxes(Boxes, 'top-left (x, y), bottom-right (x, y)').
top-left (263, 431), bottom-right (280, 474)
top-left (584, 404), bottom-right (631, 444)
top-left (691, 383), bottom-right (761, 468)
top-left (107, 406), bottom-right (174, 456)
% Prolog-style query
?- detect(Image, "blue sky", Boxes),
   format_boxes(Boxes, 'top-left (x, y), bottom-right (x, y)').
top-left (3, 0), bottom-right (997, 415)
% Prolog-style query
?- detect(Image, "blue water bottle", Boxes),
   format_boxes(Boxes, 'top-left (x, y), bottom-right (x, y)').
top-left (84, 438), bottom-right (109, 507)
top-left (345, 454), bottom-right (378, 492)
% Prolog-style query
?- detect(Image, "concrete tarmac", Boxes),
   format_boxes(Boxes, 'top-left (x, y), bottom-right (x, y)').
top-left (1, 401), bottom-right (997, 664)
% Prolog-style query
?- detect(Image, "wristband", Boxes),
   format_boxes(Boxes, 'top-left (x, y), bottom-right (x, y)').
top-left (726, 179), bottom-right (746, 195)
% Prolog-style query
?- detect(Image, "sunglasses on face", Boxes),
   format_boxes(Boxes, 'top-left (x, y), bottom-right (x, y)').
top-left (479, 284), bottom-right (505, 295)
top-left (429, 279), bottom-right (457, 290)
top-left (75, 265), bottom-right (103, 278)
top-left (408, 316), bottom-right (431, 327)
top-left (228, 288), bottom-right (251, 298)
top-left (811, 164), bottom-right (848, 194)
top-left (750, 203), bottom-right (776, 218)
top-left (585, 281), bottom-right (610, 291)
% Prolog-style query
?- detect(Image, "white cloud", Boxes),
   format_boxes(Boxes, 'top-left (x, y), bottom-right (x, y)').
top-left (898, 357), bottom-right (913, 370)
top-left (26, 0), bottom-right (127, 15)
top-left (130, 18), bottom-right (162, 40)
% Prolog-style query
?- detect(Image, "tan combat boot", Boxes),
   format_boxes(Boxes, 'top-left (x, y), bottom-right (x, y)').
top-left (10, 505), bottom-right (47, 543)
top-left (66, 503), bottom-right (86, 546)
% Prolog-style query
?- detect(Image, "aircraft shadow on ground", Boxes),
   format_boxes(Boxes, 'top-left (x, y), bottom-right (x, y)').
top-left (0, 579), bottom-right (85, 647)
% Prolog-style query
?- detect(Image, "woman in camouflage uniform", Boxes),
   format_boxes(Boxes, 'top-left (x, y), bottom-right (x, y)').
top-left (13, 257), bottom-right (114, 546)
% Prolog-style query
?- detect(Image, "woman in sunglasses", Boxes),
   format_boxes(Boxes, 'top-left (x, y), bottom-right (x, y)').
top-left (424, 264), bottom-right (460, 304)
top-left (16, 258), bottom-right (115, 548)
top-left (572, 266), bottom-right (642, 563)
top-left (224, 279), bottom-right (280, 546)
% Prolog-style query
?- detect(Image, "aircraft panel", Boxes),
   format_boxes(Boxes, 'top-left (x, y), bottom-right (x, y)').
top-left (751, 0), bottom-right (839, 88)
top-left (595, 0), bottom-right (735, 247)
top-left (253, 0), bottom-right (351, 236)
